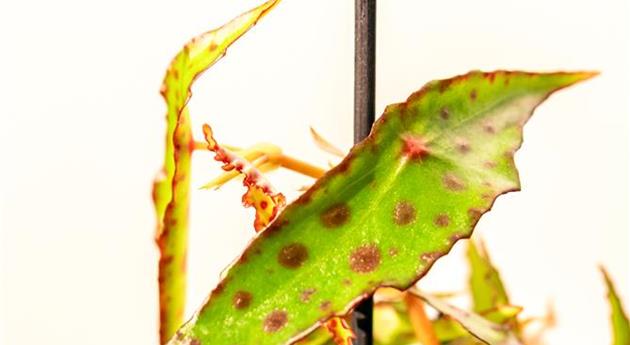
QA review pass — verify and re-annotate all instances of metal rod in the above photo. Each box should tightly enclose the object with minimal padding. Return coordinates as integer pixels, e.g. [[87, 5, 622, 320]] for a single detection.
[[352, 1, 376, 344], [354, 0, 376, 144]]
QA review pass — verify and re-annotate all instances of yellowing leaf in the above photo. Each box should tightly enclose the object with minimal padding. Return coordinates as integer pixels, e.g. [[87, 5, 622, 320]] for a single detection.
[[152, 1, 279, 341]]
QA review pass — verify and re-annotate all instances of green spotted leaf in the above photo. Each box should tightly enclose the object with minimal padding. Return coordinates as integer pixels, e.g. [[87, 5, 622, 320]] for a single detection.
[[170, 71, 594, 345], [152, 0, 279, 342], [602, 267, 630, 345]]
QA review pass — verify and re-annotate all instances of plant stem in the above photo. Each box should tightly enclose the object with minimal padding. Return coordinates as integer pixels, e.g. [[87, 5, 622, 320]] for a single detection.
[[276, 155, 326, 179], [404, 293, 439, 345]]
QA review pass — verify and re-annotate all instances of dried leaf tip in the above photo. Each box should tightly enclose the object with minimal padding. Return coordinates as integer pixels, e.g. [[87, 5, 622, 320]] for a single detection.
[[310, 127, 346, 157]]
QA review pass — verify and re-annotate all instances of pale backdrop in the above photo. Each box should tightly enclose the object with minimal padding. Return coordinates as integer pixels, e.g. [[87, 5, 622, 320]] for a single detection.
[[1, 0, 628, 344]]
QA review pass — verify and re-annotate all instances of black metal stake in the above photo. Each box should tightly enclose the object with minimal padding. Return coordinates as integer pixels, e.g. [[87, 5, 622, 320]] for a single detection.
[[354, 0, 376, 144], [352, 0, 376, 344]]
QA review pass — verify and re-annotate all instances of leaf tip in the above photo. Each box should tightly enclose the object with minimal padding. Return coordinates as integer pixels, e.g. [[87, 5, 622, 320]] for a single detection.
[[568, 70, 600, 83]]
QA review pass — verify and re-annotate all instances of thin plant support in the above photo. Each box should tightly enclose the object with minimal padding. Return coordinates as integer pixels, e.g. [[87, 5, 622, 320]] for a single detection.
[[352, 0, 376, 344]]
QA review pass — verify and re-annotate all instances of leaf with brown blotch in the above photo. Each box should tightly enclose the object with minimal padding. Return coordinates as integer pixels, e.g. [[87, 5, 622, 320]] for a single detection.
[[169, 71, 595, 345]]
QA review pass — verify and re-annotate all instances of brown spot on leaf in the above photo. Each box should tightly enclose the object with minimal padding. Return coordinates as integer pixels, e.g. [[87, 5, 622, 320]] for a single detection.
[[336, 154, 354, 173], [233, 291, 252, 309], [263, 310, 288, 333], [212, 278, 229, 296], [434, 214, 450, 227], [470, 89, 477, 101], [484, 161, 497, 169], [393, 201, 417, 226], [439, 79, 454, 93], [443, 173, 465, 191], [319, 301, 332, 311], [350, 244, 381, 273], [485, 72, 496, 83], [342, 278, 352, 286], [321, 203, 350, 228], [161, 255, 174, 265], [189, 339, 201, 345], [278, 243, 308, 269], [456, 139, 470, 154], [300, 288, 316, 303], [401, 134, 430, 161], [175, 331, 185, 341], [468, 208, 483, 222], [237, 251, 249, 264], [440, 107, 450, 119], [483, 123, 496, 134], [294, 192, 312, 205]]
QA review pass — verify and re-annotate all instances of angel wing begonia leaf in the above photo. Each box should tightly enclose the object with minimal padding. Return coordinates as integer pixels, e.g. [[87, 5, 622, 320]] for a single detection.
[[152, 1, 279, 342], [169, 71, 594, 345], [601, 267, 630, 345]]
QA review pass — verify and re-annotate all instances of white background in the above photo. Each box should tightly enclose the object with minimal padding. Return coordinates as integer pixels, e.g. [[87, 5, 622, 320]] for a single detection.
[[1, 0, 628, 344]]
